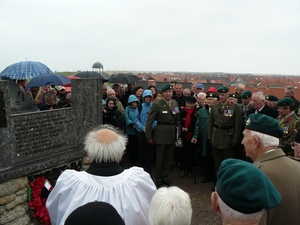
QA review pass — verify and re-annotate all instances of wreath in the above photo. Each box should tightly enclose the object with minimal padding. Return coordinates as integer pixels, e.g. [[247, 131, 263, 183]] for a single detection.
[[28, 176, 53, 225]]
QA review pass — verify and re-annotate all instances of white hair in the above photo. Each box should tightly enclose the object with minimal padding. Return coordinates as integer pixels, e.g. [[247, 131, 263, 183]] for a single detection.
[[217, 193, 264, 221], [84, 125, 128, 163], [149, 187, 192, 225], [197, 92, 206, 99], [250, 130, 279, 147], [252, 92, 266, 101]]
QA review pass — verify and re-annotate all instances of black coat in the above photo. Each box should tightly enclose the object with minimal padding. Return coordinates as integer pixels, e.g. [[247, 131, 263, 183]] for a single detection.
[[246, 104, 278, 119], [103, 106, 124, 130]]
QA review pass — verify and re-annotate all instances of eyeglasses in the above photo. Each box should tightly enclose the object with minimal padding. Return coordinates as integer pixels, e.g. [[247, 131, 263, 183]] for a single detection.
[[291, 142, 300, 149]]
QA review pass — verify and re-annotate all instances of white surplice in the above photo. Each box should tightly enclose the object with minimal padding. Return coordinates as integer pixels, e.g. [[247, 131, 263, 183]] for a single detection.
[[46, 167, 156, 225]]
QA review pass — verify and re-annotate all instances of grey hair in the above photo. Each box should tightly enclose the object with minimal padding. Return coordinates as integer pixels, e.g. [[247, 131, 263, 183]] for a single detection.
[[285, 86, 295, 94], [252, 92, 266, 101], [250, 130, 279, 147], [217, 193, 264, 221], [84, 125, 128, 163], [149, 187, 192, 225]]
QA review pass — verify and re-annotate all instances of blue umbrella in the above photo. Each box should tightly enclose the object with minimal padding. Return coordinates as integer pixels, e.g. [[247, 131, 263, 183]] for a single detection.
[[26, 73, 71, 88], [0, 61, 52, 80]]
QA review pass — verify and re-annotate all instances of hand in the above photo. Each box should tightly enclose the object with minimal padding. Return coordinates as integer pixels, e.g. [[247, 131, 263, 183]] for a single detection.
[[191, 138, 197, 144], [143, 127, 146, 133], [146, 138, 154, 145]]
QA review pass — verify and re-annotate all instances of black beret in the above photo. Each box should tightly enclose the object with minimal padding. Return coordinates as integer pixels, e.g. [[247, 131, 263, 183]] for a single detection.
[[185, 96, 196, 103], [229, 93, 238, 99], [206, 92, 219, 99], [265, 95, 278, 101]]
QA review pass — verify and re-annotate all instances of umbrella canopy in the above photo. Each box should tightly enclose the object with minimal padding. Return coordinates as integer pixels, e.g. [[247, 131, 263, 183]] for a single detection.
[[0, 61, 52, 80], [109, 73, 140, 84], [74, 71, 109, 81], [26, 73, 71, 88]]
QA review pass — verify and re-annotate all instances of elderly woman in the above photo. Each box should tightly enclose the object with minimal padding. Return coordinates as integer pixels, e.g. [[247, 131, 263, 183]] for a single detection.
[[40, 93, 58, 110], [46, 125, 156, 225]]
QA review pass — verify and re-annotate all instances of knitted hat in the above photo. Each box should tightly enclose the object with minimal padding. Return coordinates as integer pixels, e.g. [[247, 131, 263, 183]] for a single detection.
[[217, 159, 281, 214], [185, 96, 196, 103], [65, 202, 125, 225], [217, 86, 229, 93], [277, 97, 294, 107], [106, 97, 116, 105], [265, 95, 278, 101], [241, 90, 252, 99], [245, 114, 284, 138], [161, 83, 173, 92]]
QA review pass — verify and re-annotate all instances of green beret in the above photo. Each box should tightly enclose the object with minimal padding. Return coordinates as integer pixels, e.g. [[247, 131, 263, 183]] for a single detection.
[[217, 159, 281, 214], [245, 114, 284, 138], [241, 90, 252, 99], [229, 93, 238, 99], [217, 86, 229, 93], [265, 95, 278, 101], [277, 97, 294, 107], [161, 83, 173, 92], [206, 92, 219, 99]]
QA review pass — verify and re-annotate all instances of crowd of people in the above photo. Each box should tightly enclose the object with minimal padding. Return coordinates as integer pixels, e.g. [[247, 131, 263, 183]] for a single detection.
[[16, 79, 72, 110], [23, 76, 298, 224]]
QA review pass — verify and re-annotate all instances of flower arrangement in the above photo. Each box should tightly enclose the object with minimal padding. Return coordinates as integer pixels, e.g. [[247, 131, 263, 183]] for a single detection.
[[29, 176, 53, 225]]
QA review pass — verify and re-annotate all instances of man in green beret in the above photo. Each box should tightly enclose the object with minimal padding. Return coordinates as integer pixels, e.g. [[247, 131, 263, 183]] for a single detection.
[[211, 158, 281, 225], [240, 90, 253, 121], [146, 83, 181, 188], [228, 93, 238, 103], [242, 113, 300, 225], [265, 95, 278, 111], [208, 86, 242, 180], [276, 97, 300, 156]]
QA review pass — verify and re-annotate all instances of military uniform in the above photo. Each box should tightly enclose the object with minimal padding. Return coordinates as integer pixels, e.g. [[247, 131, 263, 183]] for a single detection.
[[277, 98, 300, 156], [208, 91, 242, 173], [145, 84, 181, 185], [240, 102, 253, 121]]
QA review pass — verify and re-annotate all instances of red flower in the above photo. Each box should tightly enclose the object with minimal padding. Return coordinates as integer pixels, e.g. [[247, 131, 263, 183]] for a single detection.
[[286, 117, 292, 123], [29, 176, 52, 225]]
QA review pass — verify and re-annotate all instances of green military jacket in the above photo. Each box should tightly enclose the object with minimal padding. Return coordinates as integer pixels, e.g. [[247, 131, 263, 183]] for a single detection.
[[277, 112, 300, 156], [240, 103, 253, 121], [145, 98, 181, 145], [208, 100, 242, 149]]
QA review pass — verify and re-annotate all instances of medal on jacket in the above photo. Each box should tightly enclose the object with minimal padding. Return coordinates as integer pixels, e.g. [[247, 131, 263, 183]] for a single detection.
[[284, 127, 289, 134]]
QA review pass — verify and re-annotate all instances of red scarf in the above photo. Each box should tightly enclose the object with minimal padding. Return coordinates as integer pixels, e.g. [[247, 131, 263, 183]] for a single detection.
[[184, 106, 194, 140]]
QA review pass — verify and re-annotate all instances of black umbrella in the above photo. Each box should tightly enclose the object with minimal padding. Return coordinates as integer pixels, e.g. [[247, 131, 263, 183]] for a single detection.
[[109, 73, 140, 84], [74, 71, 109, 81]]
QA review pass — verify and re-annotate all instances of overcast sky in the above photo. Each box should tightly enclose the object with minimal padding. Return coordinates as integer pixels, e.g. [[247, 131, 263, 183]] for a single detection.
[[1, 0, 299, 75]]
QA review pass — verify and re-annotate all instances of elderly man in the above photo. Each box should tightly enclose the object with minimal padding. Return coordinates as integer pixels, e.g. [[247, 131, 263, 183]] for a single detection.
[[146, 83, 181, 188], [284, 86, 300, 109], [242, 114, 300, 225], [46, 125, 156, 225], [208, 86, 242, 175], [212, 158, 281, 225], [235, 83, 245, 103], [276, 97, 300, 156], [172, 83, 186, 109], [103, 89, 125, 114], [149, 187, 192, 225], [246, 92, 278, 119], [183, 88, 191, 96], [265, 95, 278, 111]]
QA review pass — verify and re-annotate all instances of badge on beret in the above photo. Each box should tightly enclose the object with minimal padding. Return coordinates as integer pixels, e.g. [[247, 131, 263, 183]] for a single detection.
[[266, 96, 269, 100], [246, 118, 251, 125]]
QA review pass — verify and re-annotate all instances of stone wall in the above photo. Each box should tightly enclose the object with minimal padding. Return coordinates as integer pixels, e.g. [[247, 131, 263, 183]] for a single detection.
[[0, 159, 82, 225]]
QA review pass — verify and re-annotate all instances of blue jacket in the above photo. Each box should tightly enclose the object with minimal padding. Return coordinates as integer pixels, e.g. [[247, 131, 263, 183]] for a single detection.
[[135, 90, 157, 132], [125, 95, 139, 135]]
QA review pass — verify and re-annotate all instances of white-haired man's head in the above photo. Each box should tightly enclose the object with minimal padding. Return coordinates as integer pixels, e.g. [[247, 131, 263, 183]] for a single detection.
[[149, 187, 192, 225], [84, 125, 128, 163]]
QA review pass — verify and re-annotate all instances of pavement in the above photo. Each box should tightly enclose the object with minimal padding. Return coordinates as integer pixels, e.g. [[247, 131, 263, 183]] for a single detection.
[[121, 155, 222, 225]]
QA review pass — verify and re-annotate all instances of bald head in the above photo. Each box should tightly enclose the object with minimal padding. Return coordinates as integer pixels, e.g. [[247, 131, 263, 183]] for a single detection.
[[107, 89, 116, 97], [94, 129, 118, 144], [85, 125, 128, 163], [236, 84, 245, 95]]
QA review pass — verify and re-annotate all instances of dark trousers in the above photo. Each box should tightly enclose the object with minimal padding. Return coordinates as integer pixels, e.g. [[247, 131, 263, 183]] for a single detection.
[[126, 134, 139, 166], [179, 140, 196, 173], [155, 144, 174, 181], [213, 148, 234, 174], [136, 131, 153, 170]]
